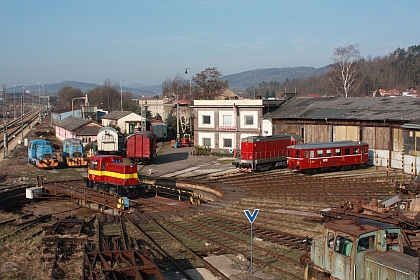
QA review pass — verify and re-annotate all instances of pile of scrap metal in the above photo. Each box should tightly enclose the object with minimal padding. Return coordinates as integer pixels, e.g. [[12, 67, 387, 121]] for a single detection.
[[320, 194, 420, 249]]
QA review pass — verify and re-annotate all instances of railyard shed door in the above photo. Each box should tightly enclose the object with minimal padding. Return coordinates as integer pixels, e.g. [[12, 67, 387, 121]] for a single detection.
[[333, 126, 359, 141]]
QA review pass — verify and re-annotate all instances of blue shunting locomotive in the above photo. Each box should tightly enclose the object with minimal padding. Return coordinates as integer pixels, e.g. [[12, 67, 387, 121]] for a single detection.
[[27, 139, 58, 169], [62, 138, 87, 167]]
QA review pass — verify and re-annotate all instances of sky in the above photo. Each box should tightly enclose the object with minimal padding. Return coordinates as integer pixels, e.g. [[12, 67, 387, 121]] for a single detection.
[[1, 0, 418, 88]]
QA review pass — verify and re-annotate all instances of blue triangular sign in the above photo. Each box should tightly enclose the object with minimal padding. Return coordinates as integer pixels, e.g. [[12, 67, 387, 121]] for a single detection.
[[244, 209, 259, 223]]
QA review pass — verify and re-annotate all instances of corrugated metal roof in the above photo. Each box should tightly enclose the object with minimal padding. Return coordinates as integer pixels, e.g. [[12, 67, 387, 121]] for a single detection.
[[101, 111, 134, 120], [265, 97, 420, 121], [55, 116, 92, 131]]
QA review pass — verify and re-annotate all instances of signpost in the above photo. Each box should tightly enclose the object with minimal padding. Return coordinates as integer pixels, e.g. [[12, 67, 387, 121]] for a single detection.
[[244, 209, 259, 274]]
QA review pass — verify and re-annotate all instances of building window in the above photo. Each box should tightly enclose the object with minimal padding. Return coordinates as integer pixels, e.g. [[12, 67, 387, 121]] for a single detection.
[[223, 115, 232, 126], [203, 115, 211, 125], [223, 138, 232, 148], [202, 138, 211, 147], [244, 115, 254, 125]]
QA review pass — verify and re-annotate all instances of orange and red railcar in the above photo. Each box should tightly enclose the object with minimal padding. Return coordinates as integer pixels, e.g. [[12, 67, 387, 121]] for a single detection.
[[287, 140, 369, 172]]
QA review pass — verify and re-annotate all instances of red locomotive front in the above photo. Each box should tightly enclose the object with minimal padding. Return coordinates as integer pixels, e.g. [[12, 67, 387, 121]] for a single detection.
[[287, 140, 369, 172], [88, 155, 139, 186], [233, 134, 303, 172]]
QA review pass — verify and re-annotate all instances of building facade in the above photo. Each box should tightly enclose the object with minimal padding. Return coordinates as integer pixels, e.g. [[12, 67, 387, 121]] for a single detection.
[[192, 99, 269, 152]]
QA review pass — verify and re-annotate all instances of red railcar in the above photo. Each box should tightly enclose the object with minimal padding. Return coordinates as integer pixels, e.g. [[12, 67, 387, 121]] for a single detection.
[[287, 140, 369, 172], [232, 134, 304, 172], [124, 131, 157, 164]]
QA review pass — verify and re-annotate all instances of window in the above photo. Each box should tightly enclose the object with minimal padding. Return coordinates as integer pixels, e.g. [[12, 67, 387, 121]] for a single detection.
[[335, 236, 353, 257], [344, 148, 351, 155], [244, 115, 254, 125], [354, 148, 360, 154], [223, 115, 232, 126], [223, 138, 232, 148], [296, 151, 300, 158], [203, 138, 211, 147], [90, 160, 98, 170], [336, 149, 342, 156], [357, 235, 375, 252], [326, 149, 332, 157], [327, 232, 334, 248], [203, 115, 211, 124], [310, 150, 315, 158], [317, 150, 324, 157], [304, 151, 309, 158]]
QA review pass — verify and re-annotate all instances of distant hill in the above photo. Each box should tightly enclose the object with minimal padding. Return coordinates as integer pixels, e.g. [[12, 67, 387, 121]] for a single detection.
[[221, 66, 330, 91], [6, 66, 330, 96]]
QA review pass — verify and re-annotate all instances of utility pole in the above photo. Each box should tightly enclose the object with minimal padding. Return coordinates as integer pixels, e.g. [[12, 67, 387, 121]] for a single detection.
[[2, 84, 8, 158]]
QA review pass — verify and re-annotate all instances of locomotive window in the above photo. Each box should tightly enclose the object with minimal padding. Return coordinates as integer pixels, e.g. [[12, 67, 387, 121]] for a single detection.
[[354, 148, 360, 154], [335, 235, 353, 257], [101, 163, 106, 170], [317, 150, 324, 157], [327, 232, 334, 248], [326, 149, 332, 156], [304, 151, 308, 158], [310, 151, 315, 158], [336, 149, 342, 156], [357, 235, 375, 252], [344, 148, 351, 155], [90, 161, 98, 169], [296, 151, 300, 158]]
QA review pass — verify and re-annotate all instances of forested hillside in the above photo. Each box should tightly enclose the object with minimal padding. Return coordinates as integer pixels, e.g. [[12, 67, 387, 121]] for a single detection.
[[241, 45, 420, 99]]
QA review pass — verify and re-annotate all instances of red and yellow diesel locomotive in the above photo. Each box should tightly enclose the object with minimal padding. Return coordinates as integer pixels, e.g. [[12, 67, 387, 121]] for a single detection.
[[287, 140, 369, 172], [87, 155, 140, 195], [232, 134, 304, 172]]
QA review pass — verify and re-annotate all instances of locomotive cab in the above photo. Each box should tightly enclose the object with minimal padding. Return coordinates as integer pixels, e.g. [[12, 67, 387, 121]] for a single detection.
[[305, 218, 417, 280]]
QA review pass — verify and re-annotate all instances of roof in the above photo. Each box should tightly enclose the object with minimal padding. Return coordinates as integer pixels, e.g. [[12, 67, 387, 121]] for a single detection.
[[216, 89, 241, 100], [74, 123, 103, 136], [324, 218, 400, 238], [290, 140, 368, 149], [265, 96, 420, 122], [55, 116, 92, 131], [101, 111, 135, 120]]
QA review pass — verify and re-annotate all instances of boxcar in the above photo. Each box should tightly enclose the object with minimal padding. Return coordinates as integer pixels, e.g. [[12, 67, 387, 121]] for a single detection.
[[287, 140, 369, 172], [62, 138, 88, 167], [304, 218, 419, 280], [124, 131, 157, 164], [97, 126, 120, 155], [232, 134, 303, 172], [87, 155, 140, 195], [28, 139, 59, 169]]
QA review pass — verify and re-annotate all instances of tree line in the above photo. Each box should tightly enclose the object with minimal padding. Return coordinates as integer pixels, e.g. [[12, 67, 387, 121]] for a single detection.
[[243, 44, 420, 98]]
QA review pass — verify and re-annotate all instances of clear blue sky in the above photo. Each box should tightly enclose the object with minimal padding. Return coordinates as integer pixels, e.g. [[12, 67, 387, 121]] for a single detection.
[[1, 0, 418, 88]]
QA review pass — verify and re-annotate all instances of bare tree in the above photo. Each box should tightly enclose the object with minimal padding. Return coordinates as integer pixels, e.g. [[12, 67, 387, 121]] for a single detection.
[[57, 86, 83, 109], [162, 75, 189, 100], [330, 43, 364, 97], [193, 67, 228, 100]]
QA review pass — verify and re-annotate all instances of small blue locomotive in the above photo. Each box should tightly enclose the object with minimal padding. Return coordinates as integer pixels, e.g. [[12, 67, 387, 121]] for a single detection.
[[62, 138, 88, 167], [27, 139, 58, 169]]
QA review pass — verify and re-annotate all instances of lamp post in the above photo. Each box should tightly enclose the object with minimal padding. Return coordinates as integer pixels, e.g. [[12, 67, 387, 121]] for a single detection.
[[120, 80, 124, 111], [21, 87, 24, 141], [13, 85, 16, 119], [37, 82, 40, 105], [185, 68, 192, 99]]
